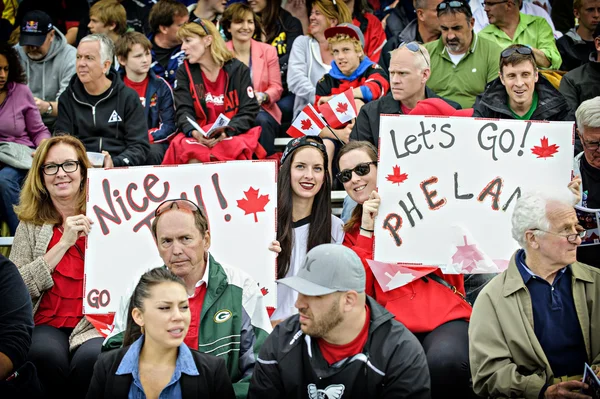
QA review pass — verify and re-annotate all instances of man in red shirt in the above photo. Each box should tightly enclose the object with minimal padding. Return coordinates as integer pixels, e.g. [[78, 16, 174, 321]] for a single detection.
[[248, 244, 431, 399]]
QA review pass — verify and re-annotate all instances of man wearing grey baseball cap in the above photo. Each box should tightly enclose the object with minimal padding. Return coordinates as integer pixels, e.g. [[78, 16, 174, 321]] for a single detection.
[[248, 244, 431, 398]]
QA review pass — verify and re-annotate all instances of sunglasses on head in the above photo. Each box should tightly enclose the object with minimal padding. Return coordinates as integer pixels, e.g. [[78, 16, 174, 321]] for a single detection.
[[501, 46, 533, 58], [336, 161, 377, 184], [399, 41, 430, 67], [194, 19, 209, 36], [155, 199, 203, 217], [437, 1, 472, 16]]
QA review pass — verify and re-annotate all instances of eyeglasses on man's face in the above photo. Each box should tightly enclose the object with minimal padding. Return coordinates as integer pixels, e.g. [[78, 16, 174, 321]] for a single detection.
[[531, 228, 586, 244]]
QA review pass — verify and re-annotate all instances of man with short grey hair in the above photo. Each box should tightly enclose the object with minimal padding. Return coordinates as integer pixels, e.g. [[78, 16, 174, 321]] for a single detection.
[[469, 189, 600, 399], [55, 33, 149, 167], [573, 96, 600, 268], [248, 244, 431, 399]]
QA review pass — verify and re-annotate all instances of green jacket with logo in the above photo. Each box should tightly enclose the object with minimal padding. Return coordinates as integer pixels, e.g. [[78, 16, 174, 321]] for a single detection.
[[103, 254, 273, 398]]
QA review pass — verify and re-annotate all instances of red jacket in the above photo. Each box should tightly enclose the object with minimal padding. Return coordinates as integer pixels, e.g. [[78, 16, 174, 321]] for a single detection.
[[353, 12, 387, 62], [343, 224, 472, 333]]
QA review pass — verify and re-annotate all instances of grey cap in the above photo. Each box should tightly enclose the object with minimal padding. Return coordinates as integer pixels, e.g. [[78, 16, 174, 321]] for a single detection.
[[277, 244, 365, 296]]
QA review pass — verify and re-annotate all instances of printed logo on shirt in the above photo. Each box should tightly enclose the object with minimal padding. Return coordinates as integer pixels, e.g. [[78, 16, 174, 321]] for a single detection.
[[308, 383, 345, 399], [271, 32, 287, 55], [149, 93, 158, 107], [213, 309, 232, 323], [247, 86, 254, 99], [108, 110, 123, 123], [139, 97, 146, 107], [205, 93, 224, 105]]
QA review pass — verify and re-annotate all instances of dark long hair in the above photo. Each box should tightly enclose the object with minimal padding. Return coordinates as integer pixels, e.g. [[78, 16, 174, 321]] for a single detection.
[[257, 0, 283, 44], [336, 141, 378, 233], [277, 147, 333, 279], [0, 42, 26, 86], [123, 267, 187, 346]]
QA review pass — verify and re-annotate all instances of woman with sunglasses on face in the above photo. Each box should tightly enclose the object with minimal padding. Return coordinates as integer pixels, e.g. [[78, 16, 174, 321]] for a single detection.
[[337, 141, 476, 399], [87, 267, 235, 399], [10, 135, 102, 399], [164, 19, 261, 164], [222, 4, 283, 157], [0, 43, 51, 236], [269, 137, 345, 323], [287, 0, 352, 118]]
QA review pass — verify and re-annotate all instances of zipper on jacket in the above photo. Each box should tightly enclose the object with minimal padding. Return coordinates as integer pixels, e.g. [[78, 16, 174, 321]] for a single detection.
[[71, 87, 114, 128]]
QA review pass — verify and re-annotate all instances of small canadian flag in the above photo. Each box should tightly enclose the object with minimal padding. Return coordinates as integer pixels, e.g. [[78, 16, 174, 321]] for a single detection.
[[367, 259, 439, 292], [287, 103, 327, 138], [319, 88, 358, 129]]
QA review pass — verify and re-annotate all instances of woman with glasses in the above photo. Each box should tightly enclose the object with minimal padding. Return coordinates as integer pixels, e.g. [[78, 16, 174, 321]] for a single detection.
[[87, 267, 235, 398], [0, 43, 51, 236], [222, 4, 283, 156], [269, 136, 344, 324], [337, 141, 476, 399], [163, 19, 261, 164], [10, 135, 102, 399], [287, 0, 352, 118]]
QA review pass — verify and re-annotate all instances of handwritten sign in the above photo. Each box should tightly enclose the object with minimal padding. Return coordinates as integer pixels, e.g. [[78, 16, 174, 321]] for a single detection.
[[374, 116, 574, 273], [84, 161, 277, 314]]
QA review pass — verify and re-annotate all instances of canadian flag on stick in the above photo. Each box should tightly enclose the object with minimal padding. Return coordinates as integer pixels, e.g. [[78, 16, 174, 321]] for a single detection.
[[367, 259, 439, 292], [287, 103, 327, 138], [320, 88, 358, 129]]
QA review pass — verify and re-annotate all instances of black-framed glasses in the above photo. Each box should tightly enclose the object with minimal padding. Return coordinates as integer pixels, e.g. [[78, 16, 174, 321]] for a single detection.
[[482, 0, 509, 6], [531, 228, 586, 244], [41, 161, 80, 175], [399, 41, 430, 67], [581, 139, 600, 152], [155, 198, 203, 217], [336, 162, 377, 183], [501, 46, 533, 58]]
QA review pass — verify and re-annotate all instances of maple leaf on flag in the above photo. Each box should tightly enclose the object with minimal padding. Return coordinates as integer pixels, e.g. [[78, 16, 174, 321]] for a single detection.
[[236, 187, 270, 223], [386, 165, 408, 185], [531, 136, 560, 159], [384, 271, 417, 290], [451, 236, 486, 273], [300, 119, 312, 131], [85, 314, 115, 338], [336, 102, 349, 114]]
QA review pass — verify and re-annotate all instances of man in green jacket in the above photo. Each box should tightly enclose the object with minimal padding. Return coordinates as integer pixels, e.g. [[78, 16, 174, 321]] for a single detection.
[[469, 189, 600, 399], [104, 199, 272, 398], [478, 0, 562, 69]]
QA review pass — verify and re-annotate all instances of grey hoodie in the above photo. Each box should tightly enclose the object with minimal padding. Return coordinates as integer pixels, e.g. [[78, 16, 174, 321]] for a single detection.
[[15, 28, 76, 128]]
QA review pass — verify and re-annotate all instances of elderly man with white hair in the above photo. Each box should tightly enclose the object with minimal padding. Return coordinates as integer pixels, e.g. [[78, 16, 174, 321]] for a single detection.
[[55, 33, 149, 167], [574, 97, 600, 268], [469, 188, 600, 399]]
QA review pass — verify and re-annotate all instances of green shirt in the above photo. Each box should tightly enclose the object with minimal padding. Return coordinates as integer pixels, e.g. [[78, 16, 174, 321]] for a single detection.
[[509, 91, 539, 119], [478, 13, 562, 70], [425, 33, 502, 109]]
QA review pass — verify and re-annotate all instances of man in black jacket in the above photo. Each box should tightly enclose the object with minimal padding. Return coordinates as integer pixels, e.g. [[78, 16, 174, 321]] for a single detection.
[[55, 33, 150, 167], [0, 255, 35, 395], [351, 44, 460, 146], [248, 244, 431, 399]]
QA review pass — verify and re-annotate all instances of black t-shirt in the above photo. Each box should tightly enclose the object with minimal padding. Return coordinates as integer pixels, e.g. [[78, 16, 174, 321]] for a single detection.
[[577, 155, 600, 268], [153, 42, 173, 70]]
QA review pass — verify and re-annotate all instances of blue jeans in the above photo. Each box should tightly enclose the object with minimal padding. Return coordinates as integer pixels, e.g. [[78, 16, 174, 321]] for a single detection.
[[0, 166, 27, 235]]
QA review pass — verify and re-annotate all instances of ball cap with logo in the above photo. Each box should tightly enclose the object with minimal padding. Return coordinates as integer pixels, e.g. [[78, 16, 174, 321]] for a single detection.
[[277, 244, 366, 296], [20, 11, 53, 47]]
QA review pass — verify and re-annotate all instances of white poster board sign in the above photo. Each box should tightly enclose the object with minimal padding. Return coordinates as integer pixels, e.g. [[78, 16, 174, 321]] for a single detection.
[[84, 161, 277, 314], [374, 116, 574, 273]]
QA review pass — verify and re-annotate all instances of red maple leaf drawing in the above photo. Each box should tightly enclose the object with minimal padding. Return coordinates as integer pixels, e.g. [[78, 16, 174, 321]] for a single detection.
[[336, 102, 349, 114], [300, 119, 312, 131], [531, 136, 560, 159], [386, 165, 408, 185], [236, 187, 270, 223], [260, 287, 269, 296], [451, 236, 485, 273]]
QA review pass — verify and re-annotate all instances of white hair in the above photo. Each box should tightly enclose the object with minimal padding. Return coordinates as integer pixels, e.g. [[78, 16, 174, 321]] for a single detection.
[[389, 43, 431, 72], [576, 96, 600, 133], [511, 188, 578, 248], [80, 34, 114, 74]]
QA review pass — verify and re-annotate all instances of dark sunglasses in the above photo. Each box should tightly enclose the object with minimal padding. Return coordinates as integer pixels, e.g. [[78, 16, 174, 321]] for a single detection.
[[155, 199, 203, 217], [437, 1, 472, 16], [399, 41, 430, 67], [336, 162, 377, 183], [501, 46, 533, 58]]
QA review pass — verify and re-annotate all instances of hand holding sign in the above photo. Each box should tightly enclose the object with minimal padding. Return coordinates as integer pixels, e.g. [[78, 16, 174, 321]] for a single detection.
[[61, 215, 93, 247], [361, 191, 380, 232]]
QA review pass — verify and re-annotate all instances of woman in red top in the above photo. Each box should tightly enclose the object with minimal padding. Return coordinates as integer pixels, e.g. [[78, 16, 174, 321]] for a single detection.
[[165, 19, 262, 164], [10, 135, 101, 399], [337, 141, 477, 399]]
